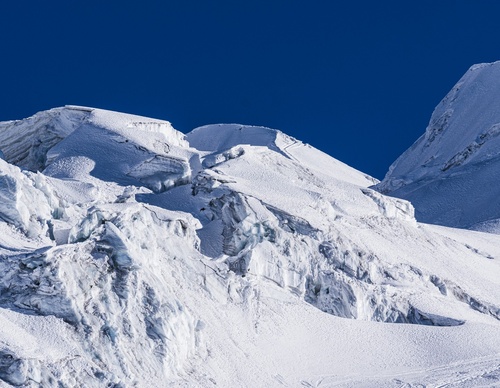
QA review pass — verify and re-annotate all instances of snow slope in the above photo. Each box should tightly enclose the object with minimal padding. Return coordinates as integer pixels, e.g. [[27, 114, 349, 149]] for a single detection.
[[376, 61, 500, 232], [0, 106, 499, 387]]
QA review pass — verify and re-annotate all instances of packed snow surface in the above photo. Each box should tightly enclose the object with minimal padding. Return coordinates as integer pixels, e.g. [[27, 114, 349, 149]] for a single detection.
[[0, 103, 498, 387], [376, 61, 500, 231]]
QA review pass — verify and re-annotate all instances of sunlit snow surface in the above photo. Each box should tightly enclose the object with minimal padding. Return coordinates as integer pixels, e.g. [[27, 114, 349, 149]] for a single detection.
[[0, 102, 498, 387], [376, 61, 500, 232]]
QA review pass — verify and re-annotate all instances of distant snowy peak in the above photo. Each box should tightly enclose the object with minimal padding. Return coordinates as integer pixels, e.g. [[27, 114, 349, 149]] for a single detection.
[[378, 60, 500, 191], [376, 61, 500, 230]]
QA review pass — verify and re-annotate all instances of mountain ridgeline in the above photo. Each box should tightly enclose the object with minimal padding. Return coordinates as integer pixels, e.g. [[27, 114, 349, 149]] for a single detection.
[[0, 63, 499, 387], [375, 61, 500, 233]]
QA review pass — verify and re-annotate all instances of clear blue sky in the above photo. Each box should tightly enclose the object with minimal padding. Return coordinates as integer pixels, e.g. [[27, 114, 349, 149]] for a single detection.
[[1, 1, 499, 178]]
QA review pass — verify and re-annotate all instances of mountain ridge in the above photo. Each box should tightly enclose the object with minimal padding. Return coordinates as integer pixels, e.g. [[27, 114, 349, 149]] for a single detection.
[[0, 79, 499, 386], [375, 61, 500, 232]]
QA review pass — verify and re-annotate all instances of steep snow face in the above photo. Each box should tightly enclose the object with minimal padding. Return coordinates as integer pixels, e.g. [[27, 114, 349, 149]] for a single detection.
[[0, 107, 499, 386], [376, 61, 500, 230], [0, 107, 87, 171]]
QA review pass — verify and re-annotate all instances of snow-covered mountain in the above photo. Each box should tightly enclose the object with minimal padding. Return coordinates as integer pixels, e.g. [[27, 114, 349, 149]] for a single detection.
[[376, 61, 500, 233], [0, 101, 499, 387]]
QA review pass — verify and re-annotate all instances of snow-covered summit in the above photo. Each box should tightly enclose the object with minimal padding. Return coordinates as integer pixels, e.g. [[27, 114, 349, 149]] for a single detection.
[[188, 123, 377, 187], [0, 105, 499, 386], [376, 61, 500, 231], [0, 105, 187, 171]]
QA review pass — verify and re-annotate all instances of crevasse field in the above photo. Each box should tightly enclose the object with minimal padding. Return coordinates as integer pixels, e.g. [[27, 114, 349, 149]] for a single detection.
[[0, 63, 499, 387]]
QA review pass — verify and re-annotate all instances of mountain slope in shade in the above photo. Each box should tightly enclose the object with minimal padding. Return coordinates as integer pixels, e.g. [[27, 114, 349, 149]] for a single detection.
[[375, 61, 500, 232], [0, 106, 498, 387]]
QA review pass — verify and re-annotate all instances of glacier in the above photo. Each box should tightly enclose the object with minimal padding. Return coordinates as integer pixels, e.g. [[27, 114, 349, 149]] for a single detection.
[[0, 84, 498, 387]]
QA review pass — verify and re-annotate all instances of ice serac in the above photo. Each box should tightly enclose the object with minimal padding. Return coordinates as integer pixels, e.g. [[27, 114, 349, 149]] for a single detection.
[[375, 61, 500, 231], [0, 107, 499, 387], [0, 107, 87, 171], [0, 159, 52, 238]]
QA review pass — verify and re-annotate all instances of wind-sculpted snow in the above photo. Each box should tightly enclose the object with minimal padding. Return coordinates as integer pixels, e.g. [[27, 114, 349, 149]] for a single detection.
[[0, 107, 86, 171], [376, 61, 500, 230], [0, 159, 52, 238], [0, 106, 499, 386]]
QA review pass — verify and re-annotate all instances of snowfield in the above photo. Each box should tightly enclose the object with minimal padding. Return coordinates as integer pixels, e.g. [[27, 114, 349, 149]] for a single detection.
[[0, 63, 499, 387]]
